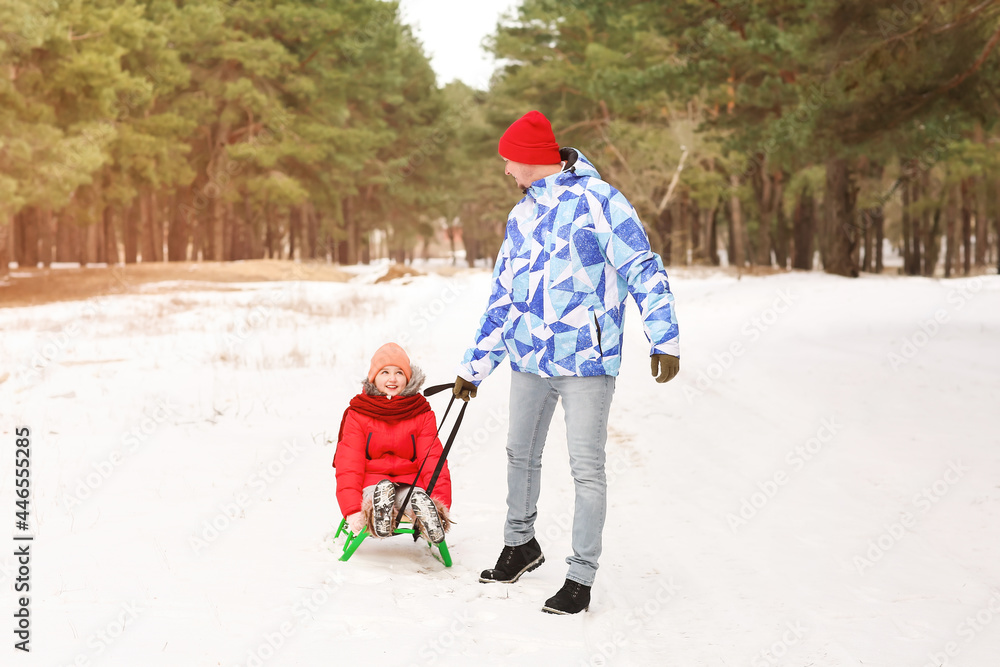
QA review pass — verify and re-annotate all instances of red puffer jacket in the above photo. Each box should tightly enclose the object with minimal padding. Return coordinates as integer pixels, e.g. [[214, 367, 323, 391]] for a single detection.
[[334, 408, 452, 517]]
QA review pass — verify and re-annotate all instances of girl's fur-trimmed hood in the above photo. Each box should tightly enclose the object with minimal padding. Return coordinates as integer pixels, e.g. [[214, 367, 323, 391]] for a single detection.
[[362, 364, 426, 397]]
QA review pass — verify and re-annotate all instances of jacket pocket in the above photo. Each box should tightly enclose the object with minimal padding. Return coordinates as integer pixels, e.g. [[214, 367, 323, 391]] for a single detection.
[[588, 310, 603, 357]]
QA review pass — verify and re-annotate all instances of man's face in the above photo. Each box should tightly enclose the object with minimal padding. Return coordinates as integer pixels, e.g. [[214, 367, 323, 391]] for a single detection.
[[503, 158, 534, 191]]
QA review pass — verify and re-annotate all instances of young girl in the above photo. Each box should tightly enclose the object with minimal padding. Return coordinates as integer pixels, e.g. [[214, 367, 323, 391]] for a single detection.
[[334, 343, 451, 543]]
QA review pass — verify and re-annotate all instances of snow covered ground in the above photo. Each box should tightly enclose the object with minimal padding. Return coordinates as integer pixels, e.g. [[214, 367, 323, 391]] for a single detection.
[[1, 265, 999, 667]]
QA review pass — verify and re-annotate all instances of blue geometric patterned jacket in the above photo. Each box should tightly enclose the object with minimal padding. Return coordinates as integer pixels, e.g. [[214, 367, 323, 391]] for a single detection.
[[458, 148, 679, 384]]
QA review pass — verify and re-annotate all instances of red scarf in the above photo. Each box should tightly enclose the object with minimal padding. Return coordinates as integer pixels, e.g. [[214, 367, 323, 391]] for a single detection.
[[337, 392, 431, 442]]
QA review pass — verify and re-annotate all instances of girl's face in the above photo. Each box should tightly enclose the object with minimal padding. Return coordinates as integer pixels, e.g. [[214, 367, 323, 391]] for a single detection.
[[374, 365, 407, 396]]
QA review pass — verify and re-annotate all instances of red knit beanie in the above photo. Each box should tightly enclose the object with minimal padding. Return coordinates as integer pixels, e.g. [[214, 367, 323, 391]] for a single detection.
[[498, 110, 561, 165], [367, 342, 412, 384]]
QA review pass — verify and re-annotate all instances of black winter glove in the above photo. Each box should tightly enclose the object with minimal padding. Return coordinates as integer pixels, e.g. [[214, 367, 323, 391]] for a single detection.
[[453, 376, 478, 402], [651, 354, 680, 384]]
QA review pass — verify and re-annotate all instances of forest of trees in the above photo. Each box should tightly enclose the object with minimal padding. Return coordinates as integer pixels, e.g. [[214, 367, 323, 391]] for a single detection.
[[2, 0, 999, 279]]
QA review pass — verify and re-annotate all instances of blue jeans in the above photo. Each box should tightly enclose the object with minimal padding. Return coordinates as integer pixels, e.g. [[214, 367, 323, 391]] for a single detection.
[[504, 371, 616, 586]]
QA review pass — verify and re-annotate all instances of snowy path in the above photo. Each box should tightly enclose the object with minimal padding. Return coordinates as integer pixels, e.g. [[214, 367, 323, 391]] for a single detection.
[[2, 267, 999, 666]]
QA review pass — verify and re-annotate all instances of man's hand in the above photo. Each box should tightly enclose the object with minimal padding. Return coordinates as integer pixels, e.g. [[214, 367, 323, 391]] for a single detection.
[[651, 354, 680, 383], [453, 376, 478, 402]]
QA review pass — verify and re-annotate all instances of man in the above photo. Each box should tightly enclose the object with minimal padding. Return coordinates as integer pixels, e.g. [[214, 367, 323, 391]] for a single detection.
[[454, 110, 680, 614]]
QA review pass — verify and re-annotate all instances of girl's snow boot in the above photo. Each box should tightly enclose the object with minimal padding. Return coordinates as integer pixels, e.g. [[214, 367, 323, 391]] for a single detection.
[[371, 480, 396, 537], [409, 488, 446, 544]]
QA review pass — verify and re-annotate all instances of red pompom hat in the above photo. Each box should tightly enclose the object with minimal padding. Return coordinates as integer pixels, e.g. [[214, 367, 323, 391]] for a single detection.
[[367, 342, 412, 384], [498, 110, 561, 165]]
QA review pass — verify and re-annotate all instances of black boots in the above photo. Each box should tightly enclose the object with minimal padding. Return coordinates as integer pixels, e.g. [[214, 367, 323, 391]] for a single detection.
[[480, 539, 592, 614], [479, 537, 545, 583], [542, 579, 591, 615]]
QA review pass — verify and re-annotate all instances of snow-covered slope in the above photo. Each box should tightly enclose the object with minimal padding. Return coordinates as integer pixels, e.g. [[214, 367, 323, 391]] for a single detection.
[[1, 267, 998, 666]]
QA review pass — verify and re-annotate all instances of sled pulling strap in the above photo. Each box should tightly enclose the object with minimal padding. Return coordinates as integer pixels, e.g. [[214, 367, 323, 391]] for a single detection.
[[391, 383, 467, 533]]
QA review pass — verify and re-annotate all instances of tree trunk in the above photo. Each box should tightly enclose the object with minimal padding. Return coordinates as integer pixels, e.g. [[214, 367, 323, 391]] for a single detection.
[[774, 182, 789, 269], [244, 207, 255, 260], [306, 203, 318, 260], [358, 218, 368, 264], [861, 209, 873, 273], [961, 178, 973, 275], [860, 163, 883, 274], [973, 124, 988, 267], [692, 202, 716, 265], [55, 211, 79, 264], [85, 217, 103, 265], [248, 200, 265, 259], [288, 205, 301, 260], [792, 186, 816, 270], [905, 178, 916, 274], [996, 178, 1000, 275], [751, 166, 778, 266], [343, 197, 358, 264], [37, 208, 53, 268], [103, 204, 120, 265], [21, 208, 39, 268], [208, 118, 231, 261], [708, 206, 719, 265], [728, 174, 746, 268], [975, 175, 988, 267], [874, 206, 884, 274], [696, 161, 718, 265], [152, 190, 164, 261], [822, 158, 859, 277], [944, 184, 958, 278], [0, 215, 10, 278], [923, 198, 942, 277], [222, 201, 234, 260], [168, 189, 188, 261], [701, 205, 713, 264], [229, 197, 245, 260], [11, 211, 21, 267], [141, 191, 153, 262], [463, 235, 477, 268], [264, 202, 275, 259], [124, 198, 139, 264], [192, 197, 206, 261], [860, 200, 885, 275], [901, 180, 913, 274], [229, 209, 241, 260], [689, 201, 701, 264], [677, 198, 687, 265], [917, 174, 931, 276], [657, 206, 673, 265]]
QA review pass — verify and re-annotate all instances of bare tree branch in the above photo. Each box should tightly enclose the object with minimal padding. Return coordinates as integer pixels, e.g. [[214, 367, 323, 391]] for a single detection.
[[656, 147, 690, 214]]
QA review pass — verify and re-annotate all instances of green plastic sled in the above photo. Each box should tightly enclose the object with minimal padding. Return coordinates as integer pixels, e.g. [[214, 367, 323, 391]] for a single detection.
[[334, 517, 452, 567]]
